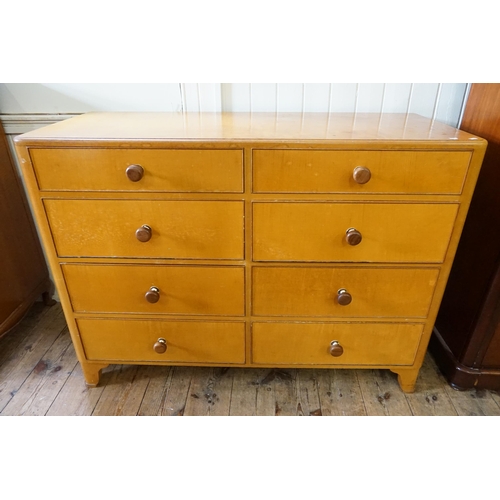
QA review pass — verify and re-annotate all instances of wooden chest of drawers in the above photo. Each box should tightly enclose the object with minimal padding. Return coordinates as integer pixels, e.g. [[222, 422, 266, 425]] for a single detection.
[[14, 112, 486, 392]]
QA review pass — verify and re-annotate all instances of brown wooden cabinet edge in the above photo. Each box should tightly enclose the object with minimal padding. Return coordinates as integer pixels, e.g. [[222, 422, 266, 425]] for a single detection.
[[430, 326, 500, 390]]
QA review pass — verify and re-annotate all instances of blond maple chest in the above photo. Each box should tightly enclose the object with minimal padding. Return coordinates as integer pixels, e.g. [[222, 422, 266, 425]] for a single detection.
[[14, 112, 486, 392]]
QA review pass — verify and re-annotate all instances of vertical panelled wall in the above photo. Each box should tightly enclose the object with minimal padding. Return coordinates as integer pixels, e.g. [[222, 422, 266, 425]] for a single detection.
[[221, 83, 468, 127]]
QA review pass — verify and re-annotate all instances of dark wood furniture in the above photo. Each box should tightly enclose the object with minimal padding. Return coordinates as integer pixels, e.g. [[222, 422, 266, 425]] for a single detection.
[[431, 84, 500, 390], [0, 121, 53, 338]]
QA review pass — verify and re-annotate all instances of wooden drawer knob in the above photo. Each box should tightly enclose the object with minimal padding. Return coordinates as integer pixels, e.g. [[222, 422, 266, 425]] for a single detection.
[[153, 338, 167, 354], [337, 288, 352, 305], [329, 341, 344, 357], [346, 228, 362, 246], [126, 164, 144, 182], [353, 166, 371, 184], [145, 286, 160, 303], [135, 224, 152, 242]]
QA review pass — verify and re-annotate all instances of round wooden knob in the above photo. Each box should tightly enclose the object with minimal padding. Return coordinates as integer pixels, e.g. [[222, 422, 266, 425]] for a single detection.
[[153, 338, 167, 354], [337, 288, 352, 306], [353, 166, 371, 184], [346, 228, 362, 246], [329, 341, 344, 357], [126, 164, 144, 182], [145, 286, 160, 303], [135, 224, 152, 242]]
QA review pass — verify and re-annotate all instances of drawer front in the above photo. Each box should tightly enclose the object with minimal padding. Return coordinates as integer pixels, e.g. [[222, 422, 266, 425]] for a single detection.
[[31, 148, 243, 192], [77, 318, 246, 363], [252, 322, 423, 366], [253, 202, 458, 263], [252, 267, 439, 318], [253, 149, 471, 194], [63, 264, 245, 316], [45, 199, 244, 259]]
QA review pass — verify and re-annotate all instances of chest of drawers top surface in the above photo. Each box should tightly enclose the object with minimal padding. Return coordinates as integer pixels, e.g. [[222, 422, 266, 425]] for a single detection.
[[15, 111, 481, 144], [14, 112, 487, 393]]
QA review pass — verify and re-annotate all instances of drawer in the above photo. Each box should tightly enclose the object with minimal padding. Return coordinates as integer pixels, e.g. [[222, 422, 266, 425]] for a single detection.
[[252, 267, 438, 318], [252, 322, 423, 366], [77, 318, 246, 363], [63, 264, 245, 316], [44, 199, 244, 259], [31, 148, 243, 192], [253, 149, 471, 194], [253, 202, 458, 263]]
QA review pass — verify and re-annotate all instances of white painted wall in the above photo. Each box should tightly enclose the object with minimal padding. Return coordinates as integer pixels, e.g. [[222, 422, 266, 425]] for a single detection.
[[0, 83, 222, 114], [0, 83, 468, 129]]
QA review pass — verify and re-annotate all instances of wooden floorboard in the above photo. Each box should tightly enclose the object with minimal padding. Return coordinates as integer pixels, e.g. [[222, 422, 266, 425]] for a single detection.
[[1, 326, 76, 416], [0, 305, 68, 413], [403, 353, 458, 416], [136, 365, 174, 416], [357, 369, 413, 416], [489, 389, 500, 409], [2, 302, 500, 416], [183, 367, 234, 416], [296, 369, 323, 416], [46, 362, 107, 416], [316, 368, 367, 416], [229, 368, 258, 416], [92, 364, 155, 416]]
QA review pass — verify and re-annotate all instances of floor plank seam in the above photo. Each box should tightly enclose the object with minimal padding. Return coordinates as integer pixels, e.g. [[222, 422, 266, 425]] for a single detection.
[[154, 367, 173, 416], [134, 373, 154, 417], [440, 394, 460, 416], [402, 392, 416, 416], [136, 379, 153, 416], [227, 369, 236, 417], [179, 370, 194, 416], [354, 371, 369, 416], [43, 357, 79, 416], [89, 373, 110, 417]]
